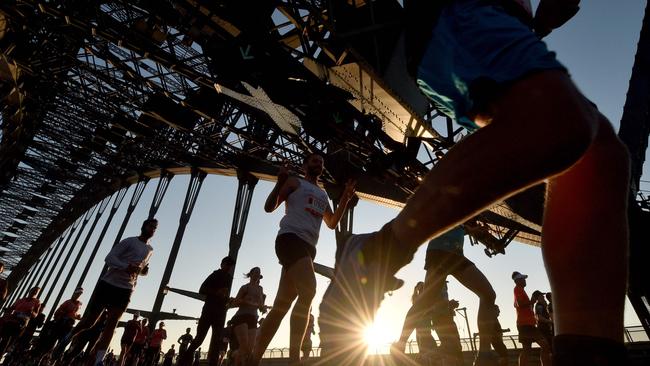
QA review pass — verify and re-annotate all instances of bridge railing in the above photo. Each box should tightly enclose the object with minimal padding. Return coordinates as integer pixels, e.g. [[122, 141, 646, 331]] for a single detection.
[[258, 325, 648, 358]]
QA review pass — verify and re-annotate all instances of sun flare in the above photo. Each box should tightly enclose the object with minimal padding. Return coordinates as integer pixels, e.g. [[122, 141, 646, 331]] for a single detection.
[[363, 322, 393, 355]]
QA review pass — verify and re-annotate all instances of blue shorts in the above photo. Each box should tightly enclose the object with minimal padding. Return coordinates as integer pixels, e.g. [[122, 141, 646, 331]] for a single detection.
[[416, 0, 566, 130]]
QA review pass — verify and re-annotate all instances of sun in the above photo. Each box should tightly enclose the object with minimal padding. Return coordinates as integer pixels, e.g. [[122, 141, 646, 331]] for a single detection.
[[363, 322, 393, 355]]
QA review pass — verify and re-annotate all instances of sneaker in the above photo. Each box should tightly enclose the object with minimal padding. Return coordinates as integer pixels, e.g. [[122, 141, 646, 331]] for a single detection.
[[319, 232, 404, 365]]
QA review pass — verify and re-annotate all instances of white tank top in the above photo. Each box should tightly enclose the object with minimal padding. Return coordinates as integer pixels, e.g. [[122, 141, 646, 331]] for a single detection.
[[278, 178, 329, 247]]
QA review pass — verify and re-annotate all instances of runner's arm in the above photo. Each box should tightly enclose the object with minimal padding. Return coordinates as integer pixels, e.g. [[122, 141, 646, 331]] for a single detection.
[[322, 179, 356, 229], [264, 167, 295, 212]]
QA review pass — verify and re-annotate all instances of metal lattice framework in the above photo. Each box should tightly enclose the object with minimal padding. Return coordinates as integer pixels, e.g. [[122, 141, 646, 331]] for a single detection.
[[0, 0, 546, 291]]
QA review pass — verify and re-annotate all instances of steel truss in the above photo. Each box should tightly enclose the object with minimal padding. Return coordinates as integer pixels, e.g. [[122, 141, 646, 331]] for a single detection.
[[0, 0, 549, 299]]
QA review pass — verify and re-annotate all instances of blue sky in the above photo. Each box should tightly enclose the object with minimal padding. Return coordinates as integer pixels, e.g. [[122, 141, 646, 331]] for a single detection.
[[35, 0, 649, 354]]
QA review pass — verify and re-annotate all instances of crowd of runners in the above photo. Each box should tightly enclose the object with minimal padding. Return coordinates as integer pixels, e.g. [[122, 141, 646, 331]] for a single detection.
[[0, 0, 631, 365]]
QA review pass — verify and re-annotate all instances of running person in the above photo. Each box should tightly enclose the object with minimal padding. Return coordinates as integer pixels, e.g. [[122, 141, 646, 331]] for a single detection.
[[118, 313, 141, 366], [0, 286, 42, 357], [250, 153, 355, 366], [177, 256, 235, 366], [230, 267, 267, 366], [177, 327, 193, 356], [391, 226, 498, 365], [430, 282, 463, 365], [513, 272, 551, 366], [128, 318, 148, 366], [34, 287, 84, 362], [145, 322, 167, 366], [392, 282, 437, 360], [318, 1, 629, 365], [64, 218, 157, 366], [491, 305, 509, 366], [532, 290, 554, 351]]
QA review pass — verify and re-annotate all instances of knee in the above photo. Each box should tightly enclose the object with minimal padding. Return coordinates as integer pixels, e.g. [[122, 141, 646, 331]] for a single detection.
[[598, 123, 630, 176], [296, 286, 316, 304], [480, 288, 497, 305], [273, 299, 293, 314]]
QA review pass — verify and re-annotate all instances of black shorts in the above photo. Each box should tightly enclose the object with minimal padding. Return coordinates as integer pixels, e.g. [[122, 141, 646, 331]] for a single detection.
[[231, 314, 258, 330], [424, 250, 474, 275], [517, 325, 545, 345], [86, 280, 132, 313], [275, 233, 316, 268]]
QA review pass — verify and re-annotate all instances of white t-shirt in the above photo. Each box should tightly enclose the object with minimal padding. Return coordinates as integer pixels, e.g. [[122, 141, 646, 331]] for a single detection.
[[101, 236, 153, 290]]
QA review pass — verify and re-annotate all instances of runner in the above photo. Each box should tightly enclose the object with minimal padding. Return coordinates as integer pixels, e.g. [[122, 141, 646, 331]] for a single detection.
[[491, 305, 509, 366], [162, 345, 175, 366], [250, 153, 356, 366], [118, 312, 141, 366], [177, 327, 194, 356], [392, 282, 437, 361], [230, 267, 267, 365], [390, 226, 497, 365], [177, 256, 235, 366], [318, 1, 629, 365], [64, 218, 157, 366], [533, 290, 554, 350], [34, 287, 84, 362], [0, 286, 41, 357], [128, 318, 148, 366], [145, 321, 167, 366], [513, 272, 551, 366]]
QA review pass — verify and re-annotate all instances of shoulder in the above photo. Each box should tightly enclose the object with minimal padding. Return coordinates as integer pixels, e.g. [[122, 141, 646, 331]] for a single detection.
[[286, 176, 301, 190]]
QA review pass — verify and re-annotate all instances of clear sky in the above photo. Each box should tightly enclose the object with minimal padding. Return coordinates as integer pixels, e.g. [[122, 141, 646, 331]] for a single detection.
[[35, 0, 649, 355]]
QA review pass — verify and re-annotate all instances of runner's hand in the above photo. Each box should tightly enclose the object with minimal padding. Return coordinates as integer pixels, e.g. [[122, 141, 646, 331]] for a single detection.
[[342, 179, 356, 202], [126, 263, 141, 275], [534, 0, 580, 37], [277, 165, 289, 183]]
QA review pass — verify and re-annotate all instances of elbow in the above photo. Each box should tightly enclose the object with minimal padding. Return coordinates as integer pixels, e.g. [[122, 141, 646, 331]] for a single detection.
[[263, 202, 275, 213]]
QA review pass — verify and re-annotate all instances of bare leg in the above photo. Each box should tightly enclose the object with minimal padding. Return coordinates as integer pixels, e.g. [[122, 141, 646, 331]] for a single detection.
[[233, 324, 249, 366], [287, 257, 316, 363], [387, 71, 626, 342], [452, 264, 497, 352], [247, 329, 257, 360], [542, 116, 629, 341], [395, 304, 419, 348], [250, 268, 298, 364], [86, 307, 123, 366], [61, 307, 103, 360], [392, 71, 598, 250], [118, 344, 129, 366], [535, 336, 552, 366], [183, 312, 211, 361], [519, 343, 531, 366]]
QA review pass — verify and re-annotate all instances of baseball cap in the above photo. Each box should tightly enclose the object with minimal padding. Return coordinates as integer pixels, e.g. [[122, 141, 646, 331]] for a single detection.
[[512, 271, 528, 281]]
